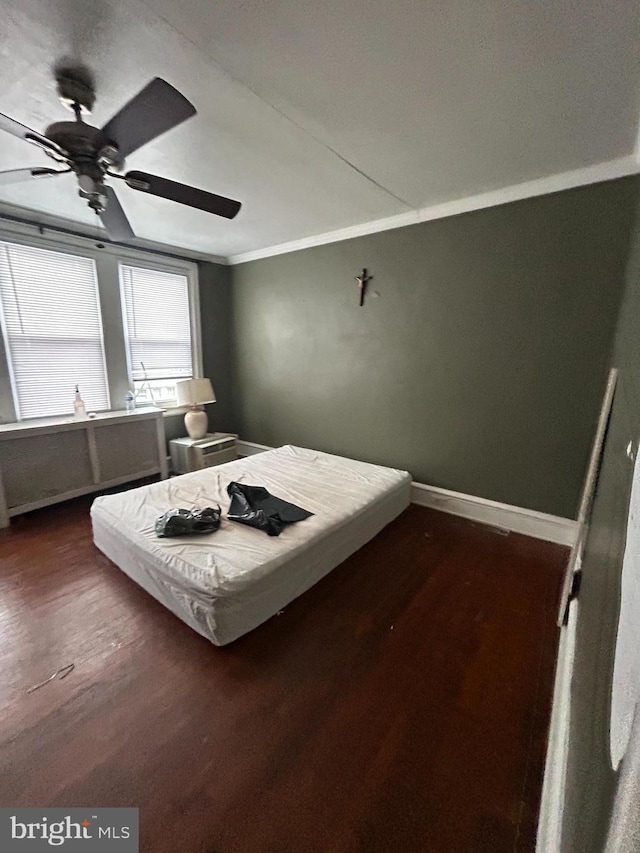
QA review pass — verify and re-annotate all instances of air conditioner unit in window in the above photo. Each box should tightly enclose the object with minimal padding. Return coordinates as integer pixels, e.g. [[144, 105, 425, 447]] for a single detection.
[[170, 433, 238, 474]]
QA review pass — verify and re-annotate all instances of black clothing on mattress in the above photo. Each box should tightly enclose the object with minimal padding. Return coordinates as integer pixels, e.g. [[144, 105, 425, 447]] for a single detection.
[[226, 482, 313, 536]]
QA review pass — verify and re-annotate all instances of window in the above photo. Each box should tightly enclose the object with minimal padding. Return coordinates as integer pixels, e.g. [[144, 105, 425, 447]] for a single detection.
[[0, 228, 200, 423], [120, 264, 194, 407], [0, 241, 110, 419]]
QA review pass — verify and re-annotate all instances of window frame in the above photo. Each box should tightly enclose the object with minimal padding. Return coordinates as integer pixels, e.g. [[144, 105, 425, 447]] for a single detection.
[[0, 221, 202, 422], [116, 254, 202, 411], [0, 240, 111, 420]]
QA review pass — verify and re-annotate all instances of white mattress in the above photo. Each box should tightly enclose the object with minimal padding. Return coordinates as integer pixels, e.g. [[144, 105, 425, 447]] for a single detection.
[[91, 444, 411, 645]]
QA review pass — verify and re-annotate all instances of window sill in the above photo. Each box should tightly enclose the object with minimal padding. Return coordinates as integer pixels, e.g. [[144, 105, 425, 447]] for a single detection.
[[129, 405, 188, 416], [161, 406, 190, 417]]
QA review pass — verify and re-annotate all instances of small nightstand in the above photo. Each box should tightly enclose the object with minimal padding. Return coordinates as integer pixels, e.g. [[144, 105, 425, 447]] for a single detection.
[[170, 432, 238, 474]]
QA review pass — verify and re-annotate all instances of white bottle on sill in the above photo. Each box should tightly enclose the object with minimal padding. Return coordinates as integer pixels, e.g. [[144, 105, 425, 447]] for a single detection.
[[73, 385, 87, 420]]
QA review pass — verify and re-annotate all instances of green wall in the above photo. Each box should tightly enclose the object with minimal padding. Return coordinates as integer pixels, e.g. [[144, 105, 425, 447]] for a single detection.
[[164, 261, 235, 445], [199, 261, 236, 434], [561, 194, 640, 851], [147, 260, 237, 450], [230, 178, 640, 518]]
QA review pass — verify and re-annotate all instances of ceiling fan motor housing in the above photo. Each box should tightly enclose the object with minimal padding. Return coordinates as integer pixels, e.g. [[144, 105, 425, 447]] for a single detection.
[[45, 120, 124, 183], [45, 121, 101, 159]]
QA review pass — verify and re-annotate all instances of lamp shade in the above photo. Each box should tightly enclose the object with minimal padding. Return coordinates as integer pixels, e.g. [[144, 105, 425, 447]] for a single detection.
[[176, 378, 216, 407]]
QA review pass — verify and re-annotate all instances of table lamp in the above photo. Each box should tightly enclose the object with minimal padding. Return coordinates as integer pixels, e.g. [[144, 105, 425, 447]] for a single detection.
[[176, 378, 216, 440]]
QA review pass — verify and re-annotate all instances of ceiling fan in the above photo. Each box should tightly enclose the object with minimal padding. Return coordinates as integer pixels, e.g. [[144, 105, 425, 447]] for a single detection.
[[0, 67, 241, 240]]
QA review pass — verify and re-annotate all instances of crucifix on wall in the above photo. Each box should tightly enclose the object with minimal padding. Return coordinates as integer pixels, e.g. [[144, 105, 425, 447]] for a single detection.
[[354, 268, 373, 306]]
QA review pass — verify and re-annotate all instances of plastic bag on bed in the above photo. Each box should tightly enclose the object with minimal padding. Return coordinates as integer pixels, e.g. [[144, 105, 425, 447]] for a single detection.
[[155, 506, 222, 537], [226, 482, 312, 536]]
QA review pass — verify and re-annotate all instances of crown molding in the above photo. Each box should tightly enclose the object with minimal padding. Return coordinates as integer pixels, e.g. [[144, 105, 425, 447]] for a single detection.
[[229, 209, 422, 265], [228, 155, 640, 265], [5, 155, 637, 267], [0, 200, 229, 266]]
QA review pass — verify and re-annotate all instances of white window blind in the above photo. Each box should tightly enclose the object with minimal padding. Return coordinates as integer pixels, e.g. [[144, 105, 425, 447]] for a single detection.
[[120, 264, 193, 405], [0, 242, 110, 419]]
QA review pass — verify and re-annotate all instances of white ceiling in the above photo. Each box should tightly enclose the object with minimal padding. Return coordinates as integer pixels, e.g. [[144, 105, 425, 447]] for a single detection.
[[0, 0, 638, 260]]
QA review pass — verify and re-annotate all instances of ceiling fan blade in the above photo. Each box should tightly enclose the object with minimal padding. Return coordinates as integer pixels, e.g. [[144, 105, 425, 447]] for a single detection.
[[98, 78, 196, 159], [100, 185, 135, 241], [0, 112, 66, 157], [0, 167, 68, 185], [125, 170, 241, 219]]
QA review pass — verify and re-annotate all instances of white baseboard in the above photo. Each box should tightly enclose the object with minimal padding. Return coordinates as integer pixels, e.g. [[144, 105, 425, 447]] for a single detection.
[[235, 439, 577, 546], [536, 597, 578, 852], [410, 483, 577, 546], [236, 440, 274, 457]]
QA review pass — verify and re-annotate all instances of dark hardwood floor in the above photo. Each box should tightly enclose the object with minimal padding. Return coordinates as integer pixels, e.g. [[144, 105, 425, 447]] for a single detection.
[[0, 498, 566, 852]]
